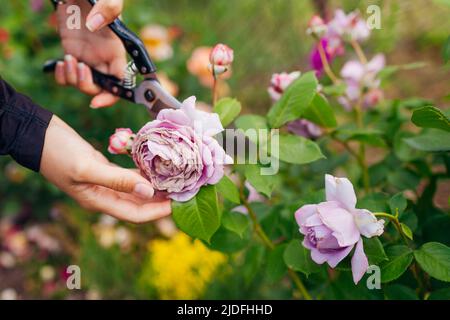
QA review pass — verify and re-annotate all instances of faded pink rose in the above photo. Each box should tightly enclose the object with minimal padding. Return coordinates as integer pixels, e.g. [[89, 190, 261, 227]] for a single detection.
[[209, 43, 234, 67], [338, 54, 385, 110], [327, 9, 370, 42], [267, 71, 301, 101], [307, 15, 328, 38], [295, 174, 384, 284], [108, 128, 135, 155], [132, 96, 233, 202]]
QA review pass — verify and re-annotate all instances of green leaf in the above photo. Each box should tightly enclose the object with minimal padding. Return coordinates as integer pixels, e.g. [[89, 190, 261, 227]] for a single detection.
[[443, 35, 450, 63], [404, 129, 450, 152], [267, 72, 318, 128], [271, 134, 325, 165], [234, 115, 269, 144], [411, 106, 450, 132], [428, 288, 450, 300], [363, 237, 388, 265], [379, 62, 427, 80], [216, 175, 240, 204], [303, 94, 337, 128], [400, 223, 413, 240], [389, 193, 407, 216], [222, 211, 249, 238], [265, 244, 288, 282], [381, 245, 413, 283], [283, 239, 318, 276], [213, 97, 242, 127], [244, 164, 276, 198], [414, 242, 450, 282], [336, 128, 386, 147], [384, 284, 418, 300], [207, 226, 248, 253], [321, 83, 346, 96], [172, 185, 221, 243]]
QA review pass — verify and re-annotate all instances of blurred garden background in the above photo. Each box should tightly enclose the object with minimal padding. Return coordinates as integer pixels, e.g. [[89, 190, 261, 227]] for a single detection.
[[0, 0, 449, 299]]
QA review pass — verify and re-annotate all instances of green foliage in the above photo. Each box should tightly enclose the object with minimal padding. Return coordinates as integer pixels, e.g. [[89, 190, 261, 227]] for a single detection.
[[271, 134, 325, 165], [267, 72, 318, 128], [414, 242, 450, 282], [411, 106, 450, 132], [172, 185, 221, 243], [243, 164, 276, 197], [216, 175, 240, 204], [283, 240, 318, 277], [214, 97, 242, 127], [303, 94, 337, 128], [380, 245, 414, 283]]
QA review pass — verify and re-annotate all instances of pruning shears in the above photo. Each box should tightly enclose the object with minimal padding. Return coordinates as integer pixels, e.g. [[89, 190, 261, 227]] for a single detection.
[[43, 0, 183, 115]]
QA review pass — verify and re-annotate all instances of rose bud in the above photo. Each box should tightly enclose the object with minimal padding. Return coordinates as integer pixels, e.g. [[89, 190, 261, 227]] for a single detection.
[[132, 96, 233, 202], [267, 71, 300, 101], [209, 43, 234, 67], [108, 128, 135, 155], [363, 88, 384, 109], [306, 15, 328, 38]]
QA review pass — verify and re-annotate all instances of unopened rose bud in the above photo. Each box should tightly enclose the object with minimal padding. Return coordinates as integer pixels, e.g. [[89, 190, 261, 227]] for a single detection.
[[108, 128, 135, 155], [209, 43, 234, 67], [207, 63, 228, 75], [307, 15, 327, 38]]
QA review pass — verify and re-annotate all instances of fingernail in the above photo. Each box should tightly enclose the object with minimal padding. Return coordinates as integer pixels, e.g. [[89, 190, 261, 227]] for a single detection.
[[134, 183, 154, 199], [64, 54, 73, 72], [56, 61, 64, 71], [77, 62, 85, 81], [89, 104, 98, 109], [86, 13, 105, 32]]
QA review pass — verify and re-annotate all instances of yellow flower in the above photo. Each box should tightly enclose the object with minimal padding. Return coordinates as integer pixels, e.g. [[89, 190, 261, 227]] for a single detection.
[[142, 233, 226, 299]]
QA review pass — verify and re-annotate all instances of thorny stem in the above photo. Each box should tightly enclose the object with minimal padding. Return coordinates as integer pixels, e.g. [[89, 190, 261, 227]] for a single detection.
[[239, 185, 312, 300], [317, 40, 340, 84]]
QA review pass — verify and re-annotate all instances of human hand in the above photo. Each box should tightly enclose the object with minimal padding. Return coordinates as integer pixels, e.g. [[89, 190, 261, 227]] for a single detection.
[[55, 0, 126, 108], [40, 116, 171, 223]]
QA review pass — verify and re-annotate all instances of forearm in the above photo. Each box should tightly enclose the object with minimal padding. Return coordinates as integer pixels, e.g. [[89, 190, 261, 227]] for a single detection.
[[0, 77, 53, 172]]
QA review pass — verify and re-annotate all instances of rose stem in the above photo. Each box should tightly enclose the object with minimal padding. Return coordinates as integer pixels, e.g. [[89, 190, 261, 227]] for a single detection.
[[239, 185, 312, 300], [350, 39, 368, 65], [317, 40, 340, 84], [212, 71, 218, 106], [373, 212, 426, 296]]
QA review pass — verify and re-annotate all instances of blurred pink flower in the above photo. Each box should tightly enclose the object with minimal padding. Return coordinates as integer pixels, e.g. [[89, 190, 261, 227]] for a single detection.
[[267, 71, 301, 101], [287, 119, 322, 139], [26, 226, 61, 253], [30, 0, 44, 12], [187, 47, 231, 88], [140, 24, 174, 61], [338, 54, 385, 110], [0, 28, 9, 44], [108, 128, 135, 155], [327, 9, 370, 42], [307, 15, 328, 38], [232, 181, 265, 214], [295, 174, 384, 284], [209, 43, 234, 75]]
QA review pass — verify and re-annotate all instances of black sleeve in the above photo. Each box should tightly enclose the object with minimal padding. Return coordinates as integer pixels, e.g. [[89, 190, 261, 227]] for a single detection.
[[0, 77, 53, 172]]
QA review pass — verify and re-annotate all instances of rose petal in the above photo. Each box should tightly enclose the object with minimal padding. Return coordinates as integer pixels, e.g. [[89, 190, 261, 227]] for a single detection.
[[325, 174, 357, 210], [351, 238, 369, 284], [353, 209, 385, 238]]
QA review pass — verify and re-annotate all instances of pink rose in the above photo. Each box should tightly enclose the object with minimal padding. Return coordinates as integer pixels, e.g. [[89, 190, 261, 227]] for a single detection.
[[108, 128, 135, 155], [327, 9, 370, 42], [209, 43, 234, 67], [295, 174, 384, 284], [307, 15, 328, 38], [132, 96, 233, 202], [267, 71, 301, 101]]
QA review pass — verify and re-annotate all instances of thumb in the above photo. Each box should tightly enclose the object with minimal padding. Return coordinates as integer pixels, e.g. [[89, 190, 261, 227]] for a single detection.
[[86, 0, 123, 32], [83, 163, 155, 199]]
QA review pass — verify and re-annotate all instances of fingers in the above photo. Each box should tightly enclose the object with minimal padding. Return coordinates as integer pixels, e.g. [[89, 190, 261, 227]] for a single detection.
[[87, 187, 172, 224], [54, 55, 101, 96], [79, 162, 155, 200], [90, 92, 120, 109], [86, 0, 123, 32]]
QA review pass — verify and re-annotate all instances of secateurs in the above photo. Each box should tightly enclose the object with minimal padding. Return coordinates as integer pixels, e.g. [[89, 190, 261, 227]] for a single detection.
[[43, 0, 183, 115]]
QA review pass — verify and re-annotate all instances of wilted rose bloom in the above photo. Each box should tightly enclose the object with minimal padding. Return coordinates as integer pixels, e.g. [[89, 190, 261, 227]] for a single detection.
[[307, 15, 328, 38], [327, 9, 370, 42], [209, 43, 234, 75], [295, 174, 384, 284], [338, 54, 385, 110], [108, 128, 135, 155], [267, 71, 300, 101], [187, 47, 231, 87], [287, 119, 322, 139], [132, 96, 233, 201], [140, 24, 174, 61]]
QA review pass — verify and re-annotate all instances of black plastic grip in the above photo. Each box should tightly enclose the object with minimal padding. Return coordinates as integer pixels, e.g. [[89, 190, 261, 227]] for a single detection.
[[43, 59, 135, 102]]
